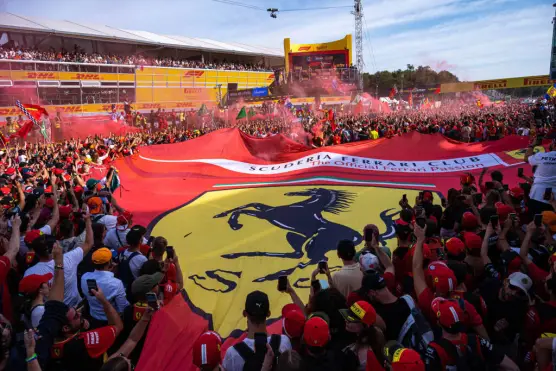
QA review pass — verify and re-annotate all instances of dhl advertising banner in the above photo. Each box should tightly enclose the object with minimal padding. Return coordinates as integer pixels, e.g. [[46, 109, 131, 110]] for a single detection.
[[441, 75, 555, 93], [284, 35, 352, 73], [0, 70, 134, 82]]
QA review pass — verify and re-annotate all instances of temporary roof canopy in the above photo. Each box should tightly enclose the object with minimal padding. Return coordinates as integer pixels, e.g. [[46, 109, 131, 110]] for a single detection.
[[0, 12, 283, 58]]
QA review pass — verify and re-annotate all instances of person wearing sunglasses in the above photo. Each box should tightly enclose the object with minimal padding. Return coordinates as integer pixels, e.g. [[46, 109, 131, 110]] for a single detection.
[[99, 307, 154, 371]]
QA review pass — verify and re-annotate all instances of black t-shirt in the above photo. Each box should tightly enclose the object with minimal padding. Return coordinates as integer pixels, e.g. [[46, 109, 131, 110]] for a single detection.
[[302, 348, 340, 371], [424, 334, 505, 370], [478, 277, 527, 344], [373, 298, 411, 341]]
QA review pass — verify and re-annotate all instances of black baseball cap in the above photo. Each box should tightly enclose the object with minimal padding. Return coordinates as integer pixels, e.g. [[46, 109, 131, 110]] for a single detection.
[[361, 270, 387, 291], [245, 290, 270, 317]]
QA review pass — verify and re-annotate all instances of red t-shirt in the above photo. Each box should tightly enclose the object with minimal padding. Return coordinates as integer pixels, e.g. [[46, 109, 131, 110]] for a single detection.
[[0, 256, 12, 321], [51, 325, 117, 360]]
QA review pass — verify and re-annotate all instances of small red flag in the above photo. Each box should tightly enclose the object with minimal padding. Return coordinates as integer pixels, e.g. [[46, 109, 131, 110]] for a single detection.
[[10, 120, 34, 139]]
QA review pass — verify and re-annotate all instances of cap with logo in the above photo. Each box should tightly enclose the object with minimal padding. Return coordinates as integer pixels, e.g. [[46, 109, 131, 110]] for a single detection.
[[429, 264, 456, 294], [339, 301, 377, 326], [281, 303, 306, 338], [192, 331, 222, 369], [361, 270, 387, 291], [303, 316, 330, 347], [431, 298, 463, 330], [508, 272, 532, 300], [384, 341, 425, 371], [359, 252, 380, 272], [245, 290, 270, 318]]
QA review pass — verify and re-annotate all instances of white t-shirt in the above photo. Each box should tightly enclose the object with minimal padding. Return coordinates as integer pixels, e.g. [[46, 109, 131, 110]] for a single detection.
[[31, 305, 45, 328], [24, 247, 84, 307], [122, 249, 147, 279], [92, 215, 118, 230], [528, 151, 556, 203], [222, 335, 292, 371]]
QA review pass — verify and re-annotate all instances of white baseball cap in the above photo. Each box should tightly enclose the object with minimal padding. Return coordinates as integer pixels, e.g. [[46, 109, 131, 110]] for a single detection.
[[359, 252, 380, 272], [508, 272, 532, 300]]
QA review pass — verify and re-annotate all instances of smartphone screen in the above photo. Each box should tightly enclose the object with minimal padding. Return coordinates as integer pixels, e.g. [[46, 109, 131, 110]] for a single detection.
[[490, 215, 499, 228], [418, 191, 424, 199], [503, 184, 509, 191], [318, 260, 327, 273], [402, 194, 407, 202], [544, 188, 553, 201], [86, 279, 98, 294], [485, 182, 494, 190], [166, 246, 175, 259], [145, 292, 158, 310], [473, 193, 482, 205], [534, 214, 543, 227], [278, 275, 288, 292], [517, 168, 524, 177]]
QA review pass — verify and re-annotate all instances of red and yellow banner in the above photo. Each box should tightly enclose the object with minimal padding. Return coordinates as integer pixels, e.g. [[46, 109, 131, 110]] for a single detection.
[[441, 75, 555, 93]]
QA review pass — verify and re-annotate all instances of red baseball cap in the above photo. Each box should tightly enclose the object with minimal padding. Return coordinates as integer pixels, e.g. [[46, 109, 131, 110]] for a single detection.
[[45, 198, 54, 209], [385, 341, 425, 371], [303, 316, 330, 347], [445, 238, 465, 257], [117, 210, 133, 226], [495, 202, 513, 221], [24, 230, 43, 245], [59, 205, 72, 219], [19, 273, 52, 294], [5, 168, 15, 176], [192, 331, 222, 369], [509, 187, 524, 199], [431, 267, 456, 294], [282, 304, 306, 338], [460, 173, 475, 186], [431, 298, 463, 329], [461, 212, 479, 229], [339, 301, 377, 326], [462, 231, 482, 250], [53, 168, 64, 176]]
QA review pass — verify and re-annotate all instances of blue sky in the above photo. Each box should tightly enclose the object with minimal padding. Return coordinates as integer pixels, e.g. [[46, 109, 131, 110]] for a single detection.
[[2, 0, 552, 81]]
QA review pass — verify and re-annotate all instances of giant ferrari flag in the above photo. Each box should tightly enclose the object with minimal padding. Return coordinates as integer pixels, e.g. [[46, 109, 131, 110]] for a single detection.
[[115, 129, 539, 371]]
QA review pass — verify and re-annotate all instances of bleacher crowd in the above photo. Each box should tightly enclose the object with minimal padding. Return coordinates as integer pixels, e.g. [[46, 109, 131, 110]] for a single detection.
[[0, 45, 271, 71]]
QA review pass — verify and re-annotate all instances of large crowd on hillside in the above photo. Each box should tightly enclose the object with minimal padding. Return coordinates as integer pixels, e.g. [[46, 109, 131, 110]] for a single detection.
[[0, 46, 272, 71], [0, 99, 554, 371]]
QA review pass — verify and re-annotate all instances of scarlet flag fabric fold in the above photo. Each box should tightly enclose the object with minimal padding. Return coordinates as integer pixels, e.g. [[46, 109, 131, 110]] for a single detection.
[[11, 120, 34, 139], [20, 103, 49, 121]]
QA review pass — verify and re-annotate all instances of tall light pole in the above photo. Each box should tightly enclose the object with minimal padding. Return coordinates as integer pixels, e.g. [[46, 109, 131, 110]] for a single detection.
[[352, 0, 364, 92], [550, 3, 556, 80]]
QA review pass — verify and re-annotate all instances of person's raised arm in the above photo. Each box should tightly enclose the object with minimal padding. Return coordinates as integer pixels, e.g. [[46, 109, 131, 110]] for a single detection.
[[285, 278, 305, 312], [497, 217, 511, 252], [478, 167, 488, 191], [524, 141, 537, 164], [80, 212, 94, 256], [370, 235, 394, 275], [173, 254, 184, 291], [412, 224, 427, 297], [519, 222, 537, 266], [109, 194, 124, 214], [90, 287, 123, 336], [24, 329, 42, 371], [49, 243, 64, 302], [4, 214, 21, 263], [46, 174, 59, 231], [15, 180, 25, 210], [481, 222, 495, 266], [106, 309, 153, 361]]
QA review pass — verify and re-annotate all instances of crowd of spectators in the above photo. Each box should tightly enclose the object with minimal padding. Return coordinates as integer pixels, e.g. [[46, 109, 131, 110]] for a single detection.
[[0, 99, 553, 370], [0, 45, 271, 71]]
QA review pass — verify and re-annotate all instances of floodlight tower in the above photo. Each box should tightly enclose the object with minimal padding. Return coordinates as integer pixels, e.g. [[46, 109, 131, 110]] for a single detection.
[[352, 0, 364, 92]]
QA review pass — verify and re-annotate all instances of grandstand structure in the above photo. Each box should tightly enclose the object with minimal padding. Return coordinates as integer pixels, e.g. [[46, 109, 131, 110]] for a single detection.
[[0, 12, 283, 117]]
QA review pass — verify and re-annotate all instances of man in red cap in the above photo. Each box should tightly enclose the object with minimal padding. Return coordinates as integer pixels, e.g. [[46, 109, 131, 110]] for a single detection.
[[103, 210, 133, 250], [424, 298, 517, 370], [281, 304, 306, 351], [301, 314, 339, 370], [383, 341, 424, 371], [193, 331, 223, 370]]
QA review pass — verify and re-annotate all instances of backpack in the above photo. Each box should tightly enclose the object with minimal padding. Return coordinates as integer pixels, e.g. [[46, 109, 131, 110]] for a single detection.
[[117, 251, 140, 292], [233, 334, 281, 371], [434, 335, 486, 371], [397, 295, 434, 356]]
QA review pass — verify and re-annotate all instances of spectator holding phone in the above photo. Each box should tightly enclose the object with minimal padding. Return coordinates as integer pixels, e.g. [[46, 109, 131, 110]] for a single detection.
[[332, 240, 364, 299], [24, 210, 93, 307], [81, 247, 129, 327], [524, 136, 556, 215]]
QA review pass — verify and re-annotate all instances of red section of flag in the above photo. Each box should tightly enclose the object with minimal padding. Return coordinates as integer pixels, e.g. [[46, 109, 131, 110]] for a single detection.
[[21, 103, 48, 121], [10, 120, 34, 139], [434, 87, 441, 94], [389, 86, 398, 99]]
